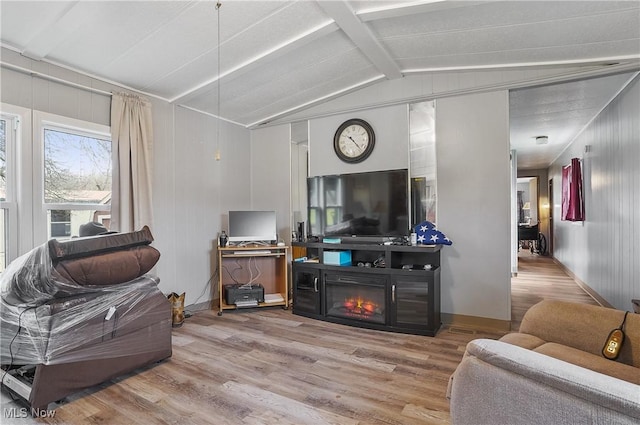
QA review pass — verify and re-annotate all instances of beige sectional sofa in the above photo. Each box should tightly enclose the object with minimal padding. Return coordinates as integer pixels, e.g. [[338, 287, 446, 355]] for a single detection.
[[448, 300, 640, 425]]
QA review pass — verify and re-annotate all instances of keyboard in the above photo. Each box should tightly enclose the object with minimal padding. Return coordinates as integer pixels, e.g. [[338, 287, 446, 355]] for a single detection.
[[233, 250, 272, 255]]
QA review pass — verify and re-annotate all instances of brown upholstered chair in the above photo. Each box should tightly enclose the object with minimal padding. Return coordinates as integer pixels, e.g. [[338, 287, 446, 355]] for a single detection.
[[1, 226, 172, 411]]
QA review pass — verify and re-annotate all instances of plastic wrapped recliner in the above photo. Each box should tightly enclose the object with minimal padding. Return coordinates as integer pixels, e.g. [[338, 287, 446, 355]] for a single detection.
[[0, 226, 172, 411]]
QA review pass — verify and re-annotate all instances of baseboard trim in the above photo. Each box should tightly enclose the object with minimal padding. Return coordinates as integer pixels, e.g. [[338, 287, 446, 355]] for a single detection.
[[442, 313, 511, 333], [551, 257, 612, 308], [185, 300, 213, 314]]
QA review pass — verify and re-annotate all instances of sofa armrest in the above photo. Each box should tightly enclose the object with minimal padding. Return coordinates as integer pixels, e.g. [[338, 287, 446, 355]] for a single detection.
[[519, 300, 640, 366], [449, 339, 640, 425]]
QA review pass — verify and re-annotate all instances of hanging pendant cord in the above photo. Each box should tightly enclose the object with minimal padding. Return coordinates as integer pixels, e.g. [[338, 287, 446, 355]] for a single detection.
[[216, 2, 222, 158]]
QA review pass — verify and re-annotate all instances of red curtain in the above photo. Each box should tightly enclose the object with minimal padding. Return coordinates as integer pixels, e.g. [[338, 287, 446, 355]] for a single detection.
[[561, 157, 585, 221]]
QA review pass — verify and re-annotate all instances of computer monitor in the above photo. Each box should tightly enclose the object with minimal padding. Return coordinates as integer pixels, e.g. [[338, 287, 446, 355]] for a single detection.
[[228, 211, 277, 243]]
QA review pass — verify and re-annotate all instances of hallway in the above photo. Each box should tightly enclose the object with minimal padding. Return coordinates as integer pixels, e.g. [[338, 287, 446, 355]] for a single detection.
[[511, 251, 599, 330]]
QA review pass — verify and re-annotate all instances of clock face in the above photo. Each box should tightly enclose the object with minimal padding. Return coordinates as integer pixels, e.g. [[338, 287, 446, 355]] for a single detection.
[[333, 119, 375, 163]]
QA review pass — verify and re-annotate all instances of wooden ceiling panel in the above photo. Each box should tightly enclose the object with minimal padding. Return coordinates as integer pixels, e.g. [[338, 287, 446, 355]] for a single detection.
[[382, 10, 639, 70], [368, 1, 639, 39], [0, 1, 74, 49], [509, 72, 636, 169], [28, 2, 191, 70], [230, 66, 382, 125], [186, 33, 377, 125], [135, 2, 328, 98]]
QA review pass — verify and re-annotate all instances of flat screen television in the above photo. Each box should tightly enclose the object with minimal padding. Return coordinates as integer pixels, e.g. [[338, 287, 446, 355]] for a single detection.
[[228, 210, 277, 243], [307, 169, 409, 240]]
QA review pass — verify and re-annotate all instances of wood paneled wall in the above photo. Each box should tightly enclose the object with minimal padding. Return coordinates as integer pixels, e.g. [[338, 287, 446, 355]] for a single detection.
[[549, 74, 639, 310]]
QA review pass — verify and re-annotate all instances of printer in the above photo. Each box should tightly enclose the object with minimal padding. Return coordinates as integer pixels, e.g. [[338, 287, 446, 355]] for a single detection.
[[224, 283, 265, 306]]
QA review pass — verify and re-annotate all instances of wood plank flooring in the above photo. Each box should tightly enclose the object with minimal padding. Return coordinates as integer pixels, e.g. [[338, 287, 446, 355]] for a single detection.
[[4, 252, 598, 424], [511, 250, 599, 330]]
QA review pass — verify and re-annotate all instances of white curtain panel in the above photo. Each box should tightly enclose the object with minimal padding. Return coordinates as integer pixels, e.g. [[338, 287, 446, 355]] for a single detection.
[[110, 92, 154, 233]]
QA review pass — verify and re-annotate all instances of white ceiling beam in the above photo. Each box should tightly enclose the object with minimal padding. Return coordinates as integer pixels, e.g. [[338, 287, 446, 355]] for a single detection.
[[402, 55, 640, 75], [316, 0, 402, 80], [21, 1, 86, 61], [356, 1, 488, 22]]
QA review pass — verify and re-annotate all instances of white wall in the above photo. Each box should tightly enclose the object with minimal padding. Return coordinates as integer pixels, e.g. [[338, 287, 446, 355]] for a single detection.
[[155, 106, 251, 306], [291, 143, 309, 230], [549, 74, 639, 310], [0, 48, 252, 307], [250, 124, 292, 243], [436, 91, 512, 321], [291, 121, 309, 229], [302, 93, 511, 322], [308, 104, 409, 177], [0, 50, 112, 127]]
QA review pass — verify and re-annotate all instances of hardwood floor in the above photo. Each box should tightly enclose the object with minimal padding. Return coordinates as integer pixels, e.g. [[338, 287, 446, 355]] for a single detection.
[[5, 252, 598, 424], [511, 250, 599, 330]]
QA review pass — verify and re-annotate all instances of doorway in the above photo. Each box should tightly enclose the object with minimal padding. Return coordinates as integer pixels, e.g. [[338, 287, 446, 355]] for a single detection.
[[517, 177, 538, 226], [515, 174, 551, 261]]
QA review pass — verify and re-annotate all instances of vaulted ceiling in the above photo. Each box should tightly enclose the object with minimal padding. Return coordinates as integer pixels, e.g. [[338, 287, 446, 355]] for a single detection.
[[1, 1, 639, 169]]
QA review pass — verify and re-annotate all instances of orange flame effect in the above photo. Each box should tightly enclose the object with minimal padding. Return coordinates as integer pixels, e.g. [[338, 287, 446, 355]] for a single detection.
[[343, 297, 377, 315]]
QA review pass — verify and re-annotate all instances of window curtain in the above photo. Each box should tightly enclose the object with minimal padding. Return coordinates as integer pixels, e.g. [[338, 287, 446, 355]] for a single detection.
[[561, 157, 585, 221], [110, 92, 154, 232]]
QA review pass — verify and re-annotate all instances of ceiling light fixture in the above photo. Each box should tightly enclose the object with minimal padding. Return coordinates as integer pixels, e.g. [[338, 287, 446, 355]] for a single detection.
[[535, 136, 549, 145], [215, 1, 222, 161]]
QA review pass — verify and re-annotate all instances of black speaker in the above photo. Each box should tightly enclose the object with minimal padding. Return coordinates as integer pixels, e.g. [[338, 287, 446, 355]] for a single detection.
[[297, 222, 305, 242]]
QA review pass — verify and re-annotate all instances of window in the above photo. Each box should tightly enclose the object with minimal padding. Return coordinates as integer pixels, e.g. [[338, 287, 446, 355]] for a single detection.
[[0, 119, 6, 198], [307, 175, 346, 236], [323, 176, 342, 228], [0, 107, 110, 268], [34, 112, 111, 243], [49, 210, 71, 237], [0, 117, 8, 271], [0, 113, 18, 273], [308, 177, 322, 236]]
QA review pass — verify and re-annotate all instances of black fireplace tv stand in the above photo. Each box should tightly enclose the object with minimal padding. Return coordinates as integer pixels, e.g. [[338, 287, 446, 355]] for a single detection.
[[291, 242, 441, 336]]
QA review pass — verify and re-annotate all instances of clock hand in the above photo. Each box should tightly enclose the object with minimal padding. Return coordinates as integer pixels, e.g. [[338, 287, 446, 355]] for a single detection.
[[348, 136, 362, 149]]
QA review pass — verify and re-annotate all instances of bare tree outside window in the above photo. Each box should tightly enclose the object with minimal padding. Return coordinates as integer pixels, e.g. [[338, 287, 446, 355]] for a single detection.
[[43, 127, 112, 239], [44, 129, 111, 204]]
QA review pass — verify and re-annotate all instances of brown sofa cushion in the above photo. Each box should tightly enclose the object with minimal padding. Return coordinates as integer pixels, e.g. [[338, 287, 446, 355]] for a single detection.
[[2, 227, 160, 306], [534, 342, 640, 385], [48, 225, 154, 263], [54, 245, 160, 286]]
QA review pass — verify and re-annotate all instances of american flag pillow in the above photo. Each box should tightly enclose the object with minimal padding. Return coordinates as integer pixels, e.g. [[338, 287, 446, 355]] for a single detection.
[[414, 221, 452, 245]]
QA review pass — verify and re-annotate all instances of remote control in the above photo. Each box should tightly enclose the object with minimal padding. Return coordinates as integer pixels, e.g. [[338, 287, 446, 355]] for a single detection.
[[602, 329, 624, 360]]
